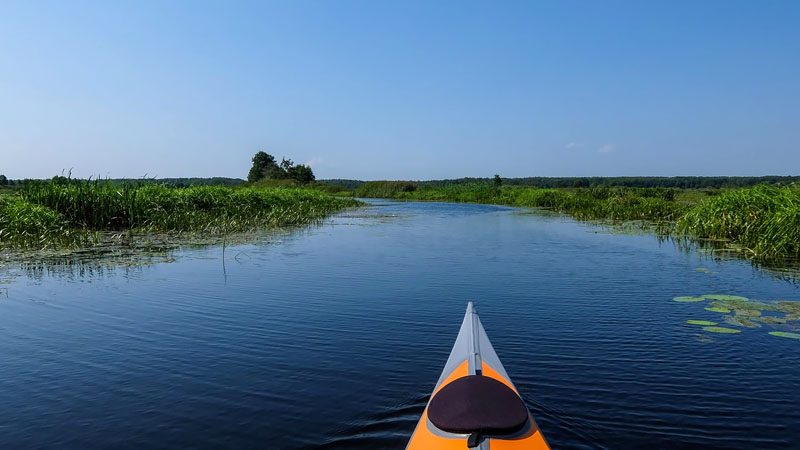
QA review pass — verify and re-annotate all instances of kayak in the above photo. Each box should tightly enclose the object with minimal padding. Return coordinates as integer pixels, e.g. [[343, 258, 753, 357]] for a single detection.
[[407, 302, 550, 449]]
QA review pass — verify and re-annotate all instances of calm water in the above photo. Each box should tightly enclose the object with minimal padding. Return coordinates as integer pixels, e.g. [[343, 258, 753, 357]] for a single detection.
[[1, 200, 799, 449]]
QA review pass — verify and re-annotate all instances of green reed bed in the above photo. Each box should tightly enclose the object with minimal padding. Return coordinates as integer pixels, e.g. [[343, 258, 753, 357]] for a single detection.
[[357, 181, 800, 261], [386, 184, 688, 221], [1, 179, 360, 248], [678, 185, 800, 260]]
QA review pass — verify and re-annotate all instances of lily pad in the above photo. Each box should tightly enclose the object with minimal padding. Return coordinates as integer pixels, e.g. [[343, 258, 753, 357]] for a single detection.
[[702, 326, 741, 334], [695, 268, 714, 273], [723, 315, 761, 328], [735, 309, 762, 317], [702, 295, 749, 302], [674, 296, 705, 303], [768, 331, 800, 340], [687, 320, 717, 326], [705, 306, 731, 313]]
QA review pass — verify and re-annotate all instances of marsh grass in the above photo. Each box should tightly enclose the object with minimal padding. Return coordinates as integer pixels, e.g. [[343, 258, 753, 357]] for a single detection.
[[355, 181, 418, 198], [677, 185, 800, 260], [1, 179, 360, 248]]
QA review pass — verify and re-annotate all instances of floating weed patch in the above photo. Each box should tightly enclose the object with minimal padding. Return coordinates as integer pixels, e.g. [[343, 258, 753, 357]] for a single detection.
[[709, 299, 777, 312], [753, 316, 789, 325], [735, 309, 762, 317], [776, 301, 800, 314], [674, 296, 705, 302], [768, 331, 800, 340], [702, 326, 741, 334], [695, 267, 715, 274], [687, 320, 717, 326], [723, 315, 761, 328], [705, 306, 731, 313]]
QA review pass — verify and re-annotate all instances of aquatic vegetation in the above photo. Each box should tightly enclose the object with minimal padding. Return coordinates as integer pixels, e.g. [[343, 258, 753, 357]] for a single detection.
[[753, 316, 789, 325], [1, 179, 361, 249], [702, 326, 741, 334], [768, 331, 800, 340], [678, 185, 800, 261], [702, 295, 749, 302], [723, 315, 761, 328], [686, 320, 717, 326], [695, 334, 714, 343], [776, 301, 800, 314], [673, 296, 706, 302], [355, 181, 419, 198], [676, 292, 800, 340], [708, 299, 778, 312], [695, 267, 714, 274]]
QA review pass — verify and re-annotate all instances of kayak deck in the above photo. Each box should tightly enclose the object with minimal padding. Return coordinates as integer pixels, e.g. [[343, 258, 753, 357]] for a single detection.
[[406, 302, 550, 449]]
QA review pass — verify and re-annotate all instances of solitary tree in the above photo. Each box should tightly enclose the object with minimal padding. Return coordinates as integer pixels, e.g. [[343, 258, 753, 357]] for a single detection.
[[0, 174, 7, 185], [493, 174, 502, 187], [247, 151, 280, 182]]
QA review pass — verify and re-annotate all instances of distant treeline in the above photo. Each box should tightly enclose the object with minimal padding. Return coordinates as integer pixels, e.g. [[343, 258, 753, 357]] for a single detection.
[[112, 177, 245, 187], [323, 176, 800, 190], [319, 179, 364, 190], [0, 176, 244, 188]]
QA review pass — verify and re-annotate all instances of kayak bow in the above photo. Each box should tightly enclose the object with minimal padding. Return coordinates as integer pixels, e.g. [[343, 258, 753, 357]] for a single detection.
[[407, 302, 550, 449]]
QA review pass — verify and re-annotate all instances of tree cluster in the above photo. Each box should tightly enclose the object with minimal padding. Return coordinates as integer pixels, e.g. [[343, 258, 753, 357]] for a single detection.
[[247, 151, 315, 184]]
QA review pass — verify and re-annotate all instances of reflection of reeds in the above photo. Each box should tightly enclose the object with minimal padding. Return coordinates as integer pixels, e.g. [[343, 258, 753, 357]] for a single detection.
[[0, 178, 360, 248], [356, 182, 800, 262]]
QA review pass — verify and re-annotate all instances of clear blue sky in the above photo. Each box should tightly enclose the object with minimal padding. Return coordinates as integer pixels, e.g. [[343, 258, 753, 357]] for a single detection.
[[1, 0, 798, 180]]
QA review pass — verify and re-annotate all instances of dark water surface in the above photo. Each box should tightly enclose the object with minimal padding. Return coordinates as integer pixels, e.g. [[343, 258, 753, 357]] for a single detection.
[[1, 201, 799, 449]]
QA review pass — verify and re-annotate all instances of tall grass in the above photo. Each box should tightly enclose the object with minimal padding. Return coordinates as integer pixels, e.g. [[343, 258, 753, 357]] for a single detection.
[[0, 179, 360, 248], [355, 180, 418, 198], [0, 195, 72, 247], [678, 185, 800, 259]]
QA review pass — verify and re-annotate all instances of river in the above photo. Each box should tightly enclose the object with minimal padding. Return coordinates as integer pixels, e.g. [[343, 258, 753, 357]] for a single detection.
[[1, 200, 798, 449]]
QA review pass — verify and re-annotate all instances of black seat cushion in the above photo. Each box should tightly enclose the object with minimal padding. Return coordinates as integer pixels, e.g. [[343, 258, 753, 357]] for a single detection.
[[428, 375, 528, 435]]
